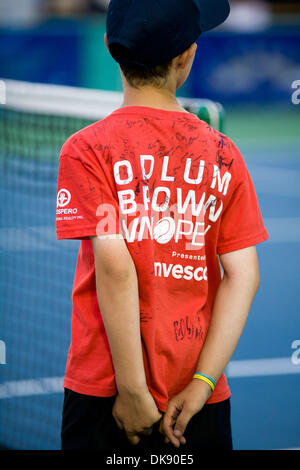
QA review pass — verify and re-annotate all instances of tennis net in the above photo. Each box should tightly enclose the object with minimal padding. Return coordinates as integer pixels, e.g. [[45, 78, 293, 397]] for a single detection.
[[0, 79, 225, 449]]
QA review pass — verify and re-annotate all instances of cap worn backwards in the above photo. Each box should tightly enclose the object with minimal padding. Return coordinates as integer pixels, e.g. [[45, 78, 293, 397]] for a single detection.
[[106, 0, 230, 69]]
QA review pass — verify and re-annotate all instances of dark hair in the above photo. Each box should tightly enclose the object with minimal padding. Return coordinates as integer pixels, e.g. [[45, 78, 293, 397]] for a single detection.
[[109, 43, 173, 89]]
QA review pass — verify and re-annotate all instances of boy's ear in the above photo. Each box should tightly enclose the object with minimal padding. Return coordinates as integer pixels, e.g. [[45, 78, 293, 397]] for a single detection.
[[177, 43, 197, 69], [104, 33, 109, 53]]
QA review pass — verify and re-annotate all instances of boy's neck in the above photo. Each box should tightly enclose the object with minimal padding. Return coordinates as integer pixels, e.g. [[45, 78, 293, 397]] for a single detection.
[[121, 83, 188, 113]]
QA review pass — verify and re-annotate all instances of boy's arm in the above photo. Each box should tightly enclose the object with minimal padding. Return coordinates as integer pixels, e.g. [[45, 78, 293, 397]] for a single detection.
[[90, 235, 161, 445], [161, 245, 260, 448]]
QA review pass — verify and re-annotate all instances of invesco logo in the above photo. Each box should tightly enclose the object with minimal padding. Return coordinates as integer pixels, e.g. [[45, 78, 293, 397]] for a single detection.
[[57, 189, 71, 208], [154, 262, 208, 282]]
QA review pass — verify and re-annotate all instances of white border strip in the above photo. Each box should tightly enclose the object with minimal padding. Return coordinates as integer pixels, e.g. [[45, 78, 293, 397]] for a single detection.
[[1, 358, 299, 399], [1, 79, 219, 120]]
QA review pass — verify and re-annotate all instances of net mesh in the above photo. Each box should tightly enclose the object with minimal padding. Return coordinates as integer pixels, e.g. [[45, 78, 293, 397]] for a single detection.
[[0, 80, 224, 449]]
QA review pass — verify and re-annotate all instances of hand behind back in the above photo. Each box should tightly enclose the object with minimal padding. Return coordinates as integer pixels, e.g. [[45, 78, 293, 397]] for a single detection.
[[113, 389, 162, 445]]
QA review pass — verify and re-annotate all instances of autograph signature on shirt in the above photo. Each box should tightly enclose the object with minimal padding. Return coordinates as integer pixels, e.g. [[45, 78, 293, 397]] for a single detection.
[[173, 314, 204, 342]]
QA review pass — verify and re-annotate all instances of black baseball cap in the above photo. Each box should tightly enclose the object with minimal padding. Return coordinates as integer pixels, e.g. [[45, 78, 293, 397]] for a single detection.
[[106, 0, 230, 69]]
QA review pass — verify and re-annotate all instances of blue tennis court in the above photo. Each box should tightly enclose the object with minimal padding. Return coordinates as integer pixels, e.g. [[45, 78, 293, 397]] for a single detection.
[[226, 107, 300, 449]]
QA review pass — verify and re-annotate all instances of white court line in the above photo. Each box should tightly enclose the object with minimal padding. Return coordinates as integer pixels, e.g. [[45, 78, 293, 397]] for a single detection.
[[0, 376, 63, 399], [227, 357, 300, 378], [279, 447, 300, 450], [0, 357, 299, 399]]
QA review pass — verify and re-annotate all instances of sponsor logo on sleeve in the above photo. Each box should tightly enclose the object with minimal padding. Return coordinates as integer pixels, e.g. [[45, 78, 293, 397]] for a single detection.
[[56, 189, 82, 221], [57, 189, 71, 207]]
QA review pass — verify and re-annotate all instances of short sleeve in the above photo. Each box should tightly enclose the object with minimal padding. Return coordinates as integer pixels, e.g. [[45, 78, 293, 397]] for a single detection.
[[56, 135, 120, 240], [217, 146, 269, 255]]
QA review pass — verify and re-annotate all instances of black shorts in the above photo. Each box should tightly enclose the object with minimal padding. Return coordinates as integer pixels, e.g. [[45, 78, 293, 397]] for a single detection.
[[61, 388, 233, 452]]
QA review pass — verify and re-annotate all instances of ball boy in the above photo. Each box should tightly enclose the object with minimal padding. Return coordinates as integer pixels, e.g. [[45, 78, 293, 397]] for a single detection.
[[56, 0, 268, 451]]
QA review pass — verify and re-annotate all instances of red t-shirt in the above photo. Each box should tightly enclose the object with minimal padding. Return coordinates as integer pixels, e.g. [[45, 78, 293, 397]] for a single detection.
[[56, 106, 268, 411]]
